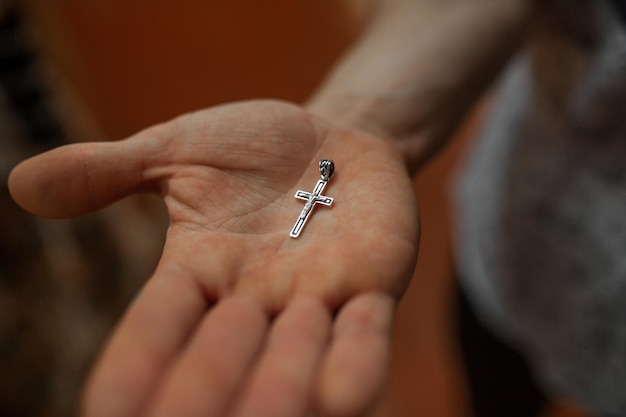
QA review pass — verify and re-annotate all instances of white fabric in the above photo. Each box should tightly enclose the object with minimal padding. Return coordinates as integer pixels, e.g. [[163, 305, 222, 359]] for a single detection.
[[455, 1, 626, 414]]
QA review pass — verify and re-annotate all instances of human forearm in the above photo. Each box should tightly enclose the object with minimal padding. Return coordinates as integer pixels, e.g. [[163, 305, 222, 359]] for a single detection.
[[307, 0, 533, 172]]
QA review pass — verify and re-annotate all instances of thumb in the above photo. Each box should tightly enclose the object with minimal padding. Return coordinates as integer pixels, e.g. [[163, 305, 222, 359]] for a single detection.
[[8, 139, 160, 218]]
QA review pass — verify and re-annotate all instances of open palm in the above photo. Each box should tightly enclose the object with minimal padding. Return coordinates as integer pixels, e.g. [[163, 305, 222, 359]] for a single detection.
[[9, 100, 420, 417]]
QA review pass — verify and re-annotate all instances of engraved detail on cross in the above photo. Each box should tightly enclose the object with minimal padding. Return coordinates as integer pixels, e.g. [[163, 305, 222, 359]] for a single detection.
[[289, 160, 335, 238]]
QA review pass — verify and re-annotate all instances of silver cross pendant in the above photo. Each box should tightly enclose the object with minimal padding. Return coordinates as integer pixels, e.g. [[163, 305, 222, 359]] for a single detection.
[[289, 159, 335, 238]]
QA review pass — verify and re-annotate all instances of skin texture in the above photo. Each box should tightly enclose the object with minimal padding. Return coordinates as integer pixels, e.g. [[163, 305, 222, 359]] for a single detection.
[[9, 100, 419, 417], [8, 0, 534, 415]]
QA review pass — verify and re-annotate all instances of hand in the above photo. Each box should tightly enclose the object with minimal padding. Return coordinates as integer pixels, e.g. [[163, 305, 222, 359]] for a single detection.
[[8, 100, 419, 417]]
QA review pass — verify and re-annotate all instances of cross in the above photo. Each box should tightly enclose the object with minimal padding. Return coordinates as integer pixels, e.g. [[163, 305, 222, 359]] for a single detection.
[[289, 160, 335, 238]]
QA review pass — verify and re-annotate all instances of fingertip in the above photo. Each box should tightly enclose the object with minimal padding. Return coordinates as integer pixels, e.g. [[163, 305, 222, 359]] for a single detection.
[[7, 159, 25, 207], [7, 146, 87, 218]]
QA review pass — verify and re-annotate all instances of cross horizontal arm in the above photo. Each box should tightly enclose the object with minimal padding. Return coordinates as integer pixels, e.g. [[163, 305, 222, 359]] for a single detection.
[[295, 191, 311, 200], [315, 196, 333, 206]]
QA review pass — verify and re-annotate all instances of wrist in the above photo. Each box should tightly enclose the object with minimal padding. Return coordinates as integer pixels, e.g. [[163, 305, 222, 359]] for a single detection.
[[306, 92, 391, 141], [305, 84, 444, 175], [306, 0, 532, 174]]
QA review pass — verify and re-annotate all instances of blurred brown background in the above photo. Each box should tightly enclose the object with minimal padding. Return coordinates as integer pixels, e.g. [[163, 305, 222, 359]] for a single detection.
[[0, 1, 590, 416]]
